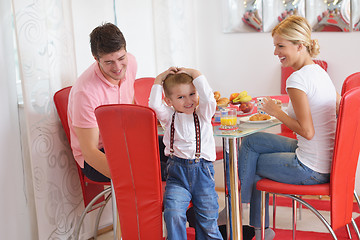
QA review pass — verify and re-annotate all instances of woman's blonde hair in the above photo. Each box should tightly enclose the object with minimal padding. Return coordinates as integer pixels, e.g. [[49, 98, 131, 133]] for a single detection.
[[163, 73, 193, 97], [272, 15, 320, 58]]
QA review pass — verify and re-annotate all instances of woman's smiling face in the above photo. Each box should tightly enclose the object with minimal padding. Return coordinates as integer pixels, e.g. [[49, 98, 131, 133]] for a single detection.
[[273, 34, 300, 69]]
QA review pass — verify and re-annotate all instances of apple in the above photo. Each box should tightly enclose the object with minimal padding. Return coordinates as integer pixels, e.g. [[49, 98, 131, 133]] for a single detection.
[[239, 101, 254, 113]]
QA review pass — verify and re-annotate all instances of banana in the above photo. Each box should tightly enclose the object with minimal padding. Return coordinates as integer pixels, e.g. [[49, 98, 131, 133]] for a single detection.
[[233, 91, 248, 102], [238, 95, 252, 102]]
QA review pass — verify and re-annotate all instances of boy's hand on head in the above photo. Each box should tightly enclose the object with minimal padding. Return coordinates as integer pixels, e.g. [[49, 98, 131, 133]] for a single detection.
[[177, 67, 201, 79], [154, 66, 178, 85]]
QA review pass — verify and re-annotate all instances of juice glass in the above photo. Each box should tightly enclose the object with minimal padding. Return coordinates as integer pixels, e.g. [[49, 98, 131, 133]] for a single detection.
[[220, 108, 237, 129]]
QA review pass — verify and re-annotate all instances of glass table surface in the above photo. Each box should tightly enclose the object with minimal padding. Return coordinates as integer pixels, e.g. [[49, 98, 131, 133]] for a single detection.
[[213, 119, 281, 138]]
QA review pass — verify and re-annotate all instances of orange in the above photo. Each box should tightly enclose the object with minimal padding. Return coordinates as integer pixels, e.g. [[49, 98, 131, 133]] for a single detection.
[[229, 93, 239, 101]]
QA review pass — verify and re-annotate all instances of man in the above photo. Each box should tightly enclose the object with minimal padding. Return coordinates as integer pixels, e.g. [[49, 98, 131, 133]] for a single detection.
[[67, 25, 189, 237], [68, 23, 137, 181]]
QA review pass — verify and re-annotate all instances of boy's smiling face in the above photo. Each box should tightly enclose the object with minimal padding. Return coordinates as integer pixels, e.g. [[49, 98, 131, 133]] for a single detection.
[[164, 83, 199, 114]]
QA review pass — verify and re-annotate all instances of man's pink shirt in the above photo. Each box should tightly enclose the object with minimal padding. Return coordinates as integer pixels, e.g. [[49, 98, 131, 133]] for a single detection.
[[68, 53, 137, 168]]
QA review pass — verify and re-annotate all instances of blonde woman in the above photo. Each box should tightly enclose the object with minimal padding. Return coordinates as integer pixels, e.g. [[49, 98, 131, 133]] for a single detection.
[[237, 15, 340, 240]]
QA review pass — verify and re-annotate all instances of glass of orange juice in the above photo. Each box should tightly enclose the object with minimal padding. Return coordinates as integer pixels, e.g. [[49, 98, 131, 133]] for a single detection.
[[220, 108, 237, 129]]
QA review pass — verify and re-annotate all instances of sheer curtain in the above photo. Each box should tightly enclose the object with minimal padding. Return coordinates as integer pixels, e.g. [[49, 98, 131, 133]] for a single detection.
[[152, 0, 198, 72], [12, 0, 81, 239], [0, 0, 35, 239]]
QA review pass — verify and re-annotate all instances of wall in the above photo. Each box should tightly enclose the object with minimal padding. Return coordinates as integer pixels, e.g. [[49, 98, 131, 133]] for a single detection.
[[196, 0, 360, 97]]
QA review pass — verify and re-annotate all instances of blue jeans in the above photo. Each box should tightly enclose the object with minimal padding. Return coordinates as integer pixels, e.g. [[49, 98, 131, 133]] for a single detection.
[[164, 156, 222, 240], [238, 132, 330, 228]]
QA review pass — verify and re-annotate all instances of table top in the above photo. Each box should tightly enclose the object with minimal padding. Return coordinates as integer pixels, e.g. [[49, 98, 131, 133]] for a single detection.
[[158, 118, 281, 138], [213, 119, 281, 138]]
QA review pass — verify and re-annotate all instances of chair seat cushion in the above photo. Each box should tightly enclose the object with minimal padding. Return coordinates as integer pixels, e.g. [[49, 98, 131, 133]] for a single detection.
[[257, 178, 330, 196]]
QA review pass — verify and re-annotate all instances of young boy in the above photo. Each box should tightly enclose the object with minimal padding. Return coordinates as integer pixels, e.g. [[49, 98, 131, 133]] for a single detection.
[[149, 67, 222, 239]]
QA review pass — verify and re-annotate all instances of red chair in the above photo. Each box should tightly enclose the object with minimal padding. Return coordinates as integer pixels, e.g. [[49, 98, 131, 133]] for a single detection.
[[281, 60, 328, 94], [53, 87, 116, 239], [341, 72, 360, 96], [134, 77, 156, 106], [95, 104, 195, 239], [340, 72, 360, 212], [256, 87, 360, 239]]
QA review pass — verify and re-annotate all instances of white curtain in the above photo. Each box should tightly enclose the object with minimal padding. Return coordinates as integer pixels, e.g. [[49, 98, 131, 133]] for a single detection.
[[152, 0, 198, 72], [0, 0, 36, 239], [12, 0, 81, 239]]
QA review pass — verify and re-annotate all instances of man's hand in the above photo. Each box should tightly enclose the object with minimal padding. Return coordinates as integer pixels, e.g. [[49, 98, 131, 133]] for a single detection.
[[74, 126, 111, 177]]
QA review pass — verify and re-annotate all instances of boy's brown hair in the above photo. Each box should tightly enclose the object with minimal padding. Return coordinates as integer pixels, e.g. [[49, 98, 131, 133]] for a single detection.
[[163, 73, 193, 97]]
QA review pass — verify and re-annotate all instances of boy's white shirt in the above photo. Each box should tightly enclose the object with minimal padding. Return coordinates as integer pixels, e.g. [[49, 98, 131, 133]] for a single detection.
[[149, 75, 217, 161]]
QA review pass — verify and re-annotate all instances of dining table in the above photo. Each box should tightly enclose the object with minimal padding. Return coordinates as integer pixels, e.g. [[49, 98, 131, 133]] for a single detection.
[[213, 115, 281, 240], [157, 115, 282, 240]]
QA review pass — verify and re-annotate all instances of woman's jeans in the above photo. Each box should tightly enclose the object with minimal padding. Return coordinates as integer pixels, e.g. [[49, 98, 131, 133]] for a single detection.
[[164, 156, 222, 240], [236, 132, 330, 228]]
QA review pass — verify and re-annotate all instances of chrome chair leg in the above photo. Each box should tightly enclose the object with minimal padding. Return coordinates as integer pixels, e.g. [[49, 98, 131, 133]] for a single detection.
[[273, 194, 276, 230], [298, 196, 302, 220], [292, 198, 297, 240], [345, 224, 352, 239], [281, 194, 337, 240], [74, 187, 112, 240], [351, 218, 360, 239], [261, 191, 266, 240], [111, 181, 118, 240], [354, 190, 360, 212], [93, 193, 112, 239]]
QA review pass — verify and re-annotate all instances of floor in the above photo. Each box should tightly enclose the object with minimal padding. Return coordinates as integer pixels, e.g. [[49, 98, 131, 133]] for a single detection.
[[95, 190, 227, 240], [95, 159, 359, 239], [96, 192, 359, 240]]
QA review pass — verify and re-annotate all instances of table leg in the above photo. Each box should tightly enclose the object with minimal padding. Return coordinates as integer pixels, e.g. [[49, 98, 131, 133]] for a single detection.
[[223, 137, 242, 240]]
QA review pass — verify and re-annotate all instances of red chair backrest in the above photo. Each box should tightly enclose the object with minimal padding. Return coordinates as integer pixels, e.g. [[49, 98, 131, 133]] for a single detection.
[[281, 60, 328, 94], [341, 72, 360, 96], [53, 87, 72, 143], [134, 77, 155, 106], [330, 87, 360, 229], [53, 86, 107, 207], [95, 104, 163, 239]]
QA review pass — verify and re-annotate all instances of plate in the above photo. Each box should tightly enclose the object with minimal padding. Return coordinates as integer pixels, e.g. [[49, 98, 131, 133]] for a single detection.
[[239, 115, 276, 124]]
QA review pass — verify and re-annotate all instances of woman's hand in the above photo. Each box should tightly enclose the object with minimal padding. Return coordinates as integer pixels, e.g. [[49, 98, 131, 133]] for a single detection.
[[261, 97, 282, 117]]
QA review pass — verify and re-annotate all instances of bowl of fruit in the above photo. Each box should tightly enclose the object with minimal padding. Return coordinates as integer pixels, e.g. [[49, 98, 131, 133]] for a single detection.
[[229, 91, 255, 115]]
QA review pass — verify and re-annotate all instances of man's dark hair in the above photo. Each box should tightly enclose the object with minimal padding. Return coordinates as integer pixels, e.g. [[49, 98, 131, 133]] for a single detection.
[[90, 23, 126, 59]]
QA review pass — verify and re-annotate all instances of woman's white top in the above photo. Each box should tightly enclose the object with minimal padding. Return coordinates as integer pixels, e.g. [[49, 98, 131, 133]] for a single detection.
[[149, 75, 217, 161], [286, 64, 337, 173]]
